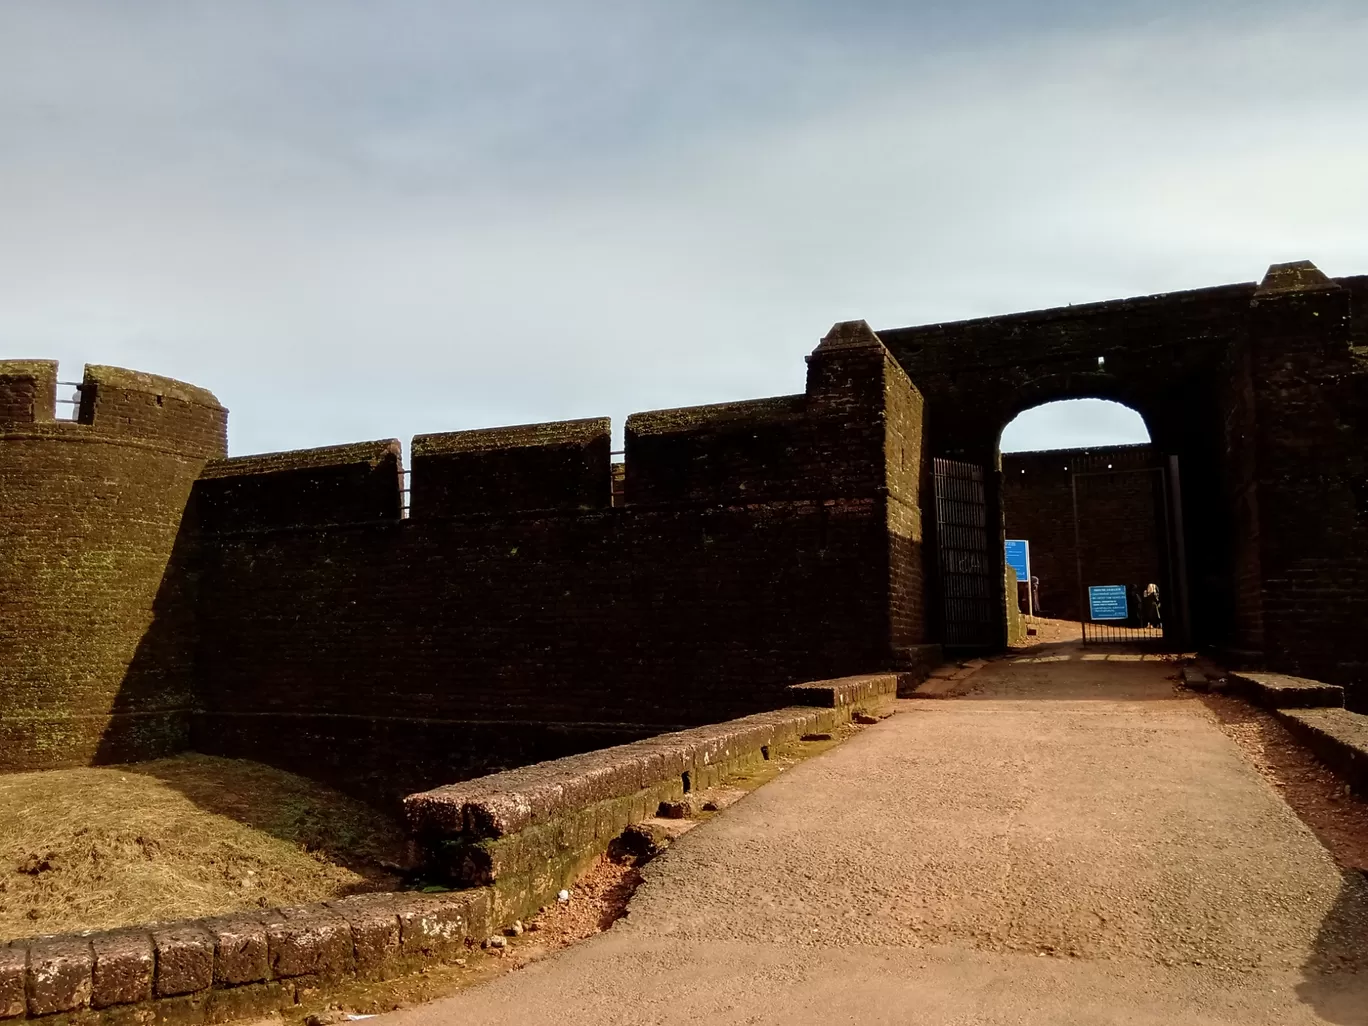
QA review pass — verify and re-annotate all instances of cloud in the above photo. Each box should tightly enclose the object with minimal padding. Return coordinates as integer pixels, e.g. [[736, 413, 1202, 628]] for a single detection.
[[0, 1, 1364, 455]]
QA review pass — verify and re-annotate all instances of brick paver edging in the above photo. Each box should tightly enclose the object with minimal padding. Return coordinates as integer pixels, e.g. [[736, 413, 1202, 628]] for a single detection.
[[0, 889, 490, 1024]]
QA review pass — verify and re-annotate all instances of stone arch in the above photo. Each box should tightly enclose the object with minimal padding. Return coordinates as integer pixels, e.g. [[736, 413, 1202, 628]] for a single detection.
[[876, 274, 1261, 653], [997, 395, 1153, 459]]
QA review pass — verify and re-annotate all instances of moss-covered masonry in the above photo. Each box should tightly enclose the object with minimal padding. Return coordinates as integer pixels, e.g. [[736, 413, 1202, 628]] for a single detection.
[[0, 363, 226, 771]]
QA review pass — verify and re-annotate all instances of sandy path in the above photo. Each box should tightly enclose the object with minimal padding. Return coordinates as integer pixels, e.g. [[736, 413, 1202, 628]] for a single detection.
[[377, 649, 1368, 1025]]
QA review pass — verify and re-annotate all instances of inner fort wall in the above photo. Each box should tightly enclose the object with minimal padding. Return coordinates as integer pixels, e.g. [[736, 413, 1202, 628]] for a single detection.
[[1001, 444, 1164, 623]]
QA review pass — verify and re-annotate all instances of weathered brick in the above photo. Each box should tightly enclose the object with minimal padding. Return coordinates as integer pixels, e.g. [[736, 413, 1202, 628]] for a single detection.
[[0, 945, 25, 1020], [152, 924, 214, 997], [203, 913, 269, 985], [396, 895, 473, 959], [26, 936, 93, 1015], [325, 895, 400, 975], [263, 906, 354, 979], [91, 929, 154, 1008]]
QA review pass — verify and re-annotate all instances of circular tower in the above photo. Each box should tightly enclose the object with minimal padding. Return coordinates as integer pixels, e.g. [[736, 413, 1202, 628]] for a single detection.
[[0, 360, 227, 770]]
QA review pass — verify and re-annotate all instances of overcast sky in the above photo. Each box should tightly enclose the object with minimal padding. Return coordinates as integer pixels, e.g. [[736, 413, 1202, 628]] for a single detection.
[[2, 1, 1365, 457]]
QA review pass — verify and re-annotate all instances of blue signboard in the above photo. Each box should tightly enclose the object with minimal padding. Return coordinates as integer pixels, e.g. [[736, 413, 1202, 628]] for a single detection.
[[1088, 585, 1129, 621], [1004, 540, 1030, 583]]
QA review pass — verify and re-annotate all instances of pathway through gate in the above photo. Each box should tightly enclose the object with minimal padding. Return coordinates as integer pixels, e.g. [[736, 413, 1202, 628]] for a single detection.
[[374, 647, 1368, 1025]]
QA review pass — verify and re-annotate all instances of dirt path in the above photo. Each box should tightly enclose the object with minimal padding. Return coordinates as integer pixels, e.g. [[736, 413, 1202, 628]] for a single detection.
[[374, 648, 1368, 1025]]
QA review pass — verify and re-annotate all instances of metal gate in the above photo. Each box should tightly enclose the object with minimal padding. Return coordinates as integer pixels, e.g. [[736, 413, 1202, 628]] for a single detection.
[[933, 458, 999, 649], [1070, 458, 1189, 647]]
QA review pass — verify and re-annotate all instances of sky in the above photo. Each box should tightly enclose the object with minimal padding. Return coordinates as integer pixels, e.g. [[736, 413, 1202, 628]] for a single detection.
[[2, 1, 1365, 457]]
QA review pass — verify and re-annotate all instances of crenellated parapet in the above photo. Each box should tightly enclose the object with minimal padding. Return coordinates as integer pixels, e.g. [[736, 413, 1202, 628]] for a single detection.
[[0, 362, 227, 771]]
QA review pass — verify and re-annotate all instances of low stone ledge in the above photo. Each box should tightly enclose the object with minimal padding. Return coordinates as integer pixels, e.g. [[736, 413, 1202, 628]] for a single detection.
[[1276, 708, 1368, 795], [786, 674, 898, 714], [1229, 671, 1345, 709], [405, 682, 895, 844], [0, 890, 492, 1023], [405, 685, 895, 921]]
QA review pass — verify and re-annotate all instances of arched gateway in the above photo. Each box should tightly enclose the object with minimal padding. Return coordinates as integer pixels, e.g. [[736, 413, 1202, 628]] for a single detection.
[[879, 259, 1368, 694]]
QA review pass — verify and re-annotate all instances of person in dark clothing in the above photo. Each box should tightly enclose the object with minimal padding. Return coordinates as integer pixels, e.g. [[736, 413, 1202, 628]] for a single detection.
[[1142, 583, 1162, 628]]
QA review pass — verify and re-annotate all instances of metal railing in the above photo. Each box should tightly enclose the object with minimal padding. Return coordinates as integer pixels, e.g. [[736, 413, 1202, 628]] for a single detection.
[[399, 469, 411, 519], [54, 381, 82, 421], [610, 449, 626, 506]]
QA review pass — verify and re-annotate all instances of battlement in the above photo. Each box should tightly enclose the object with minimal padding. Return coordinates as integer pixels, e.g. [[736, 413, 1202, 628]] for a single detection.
[[199, 322, 914, 531], [410, 418, 611, 516], [624, 395, 808, 505], [196, 440, 403, 532], [0, 360, 227, 457], [0, 360, 59, 423]]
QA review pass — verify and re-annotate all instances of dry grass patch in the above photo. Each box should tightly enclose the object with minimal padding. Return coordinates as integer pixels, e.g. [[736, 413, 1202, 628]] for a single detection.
[[0, 754, 407, 942]]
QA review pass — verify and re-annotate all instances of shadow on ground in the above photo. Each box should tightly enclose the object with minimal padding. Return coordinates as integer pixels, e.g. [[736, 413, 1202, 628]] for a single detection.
[[1297, 870, 1368, 1024], [117, 753, 410, 884], [1193, 691, 1368, 1023]]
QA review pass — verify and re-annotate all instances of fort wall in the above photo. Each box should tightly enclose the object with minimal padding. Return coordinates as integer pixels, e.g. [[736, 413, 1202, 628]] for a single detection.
[[0, 362, 227, 770], [187, 323, 932, 803], [1242, 265, 1368, 706]]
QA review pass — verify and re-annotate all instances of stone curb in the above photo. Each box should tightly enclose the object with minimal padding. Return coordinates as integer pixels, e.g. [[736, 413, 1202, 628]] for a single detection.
[[1275, 707, 1368, 795], [404, 676, 899, 841], [1228, 670, 1345, 709], [0, 889, 491, 1023]]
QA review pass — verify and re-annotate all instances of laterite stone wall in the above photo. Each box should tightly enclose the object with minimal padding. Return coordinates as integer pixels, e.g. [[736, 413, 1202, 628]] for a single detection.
[[189, 323, 934, 805], [0, 363, 227, 770]]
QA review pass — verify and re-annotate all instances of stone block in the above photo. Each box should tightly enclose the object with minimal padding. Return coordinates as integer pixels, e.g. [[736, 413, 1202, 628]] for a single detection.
[[26, 935, 93, 1015], [203, 913, 269, 985], [462, 888, 493, 941], [153, 923, 215, 997], [0, 945, 25, 1020], [1278, 708, 1368, 794], [1231, 671, 1344, 709], [205, 979, 295, 1023], [326, 894, 400, 976], [91, 929, 155, 1008], [396, 894, 472, 959], [264, 906, 354, 979]]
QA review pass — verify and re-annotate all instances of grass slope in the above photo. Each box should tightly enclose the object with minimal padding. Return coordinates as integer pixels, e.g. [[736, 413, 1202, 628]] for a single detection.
[[0, 754, 406, 942]]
